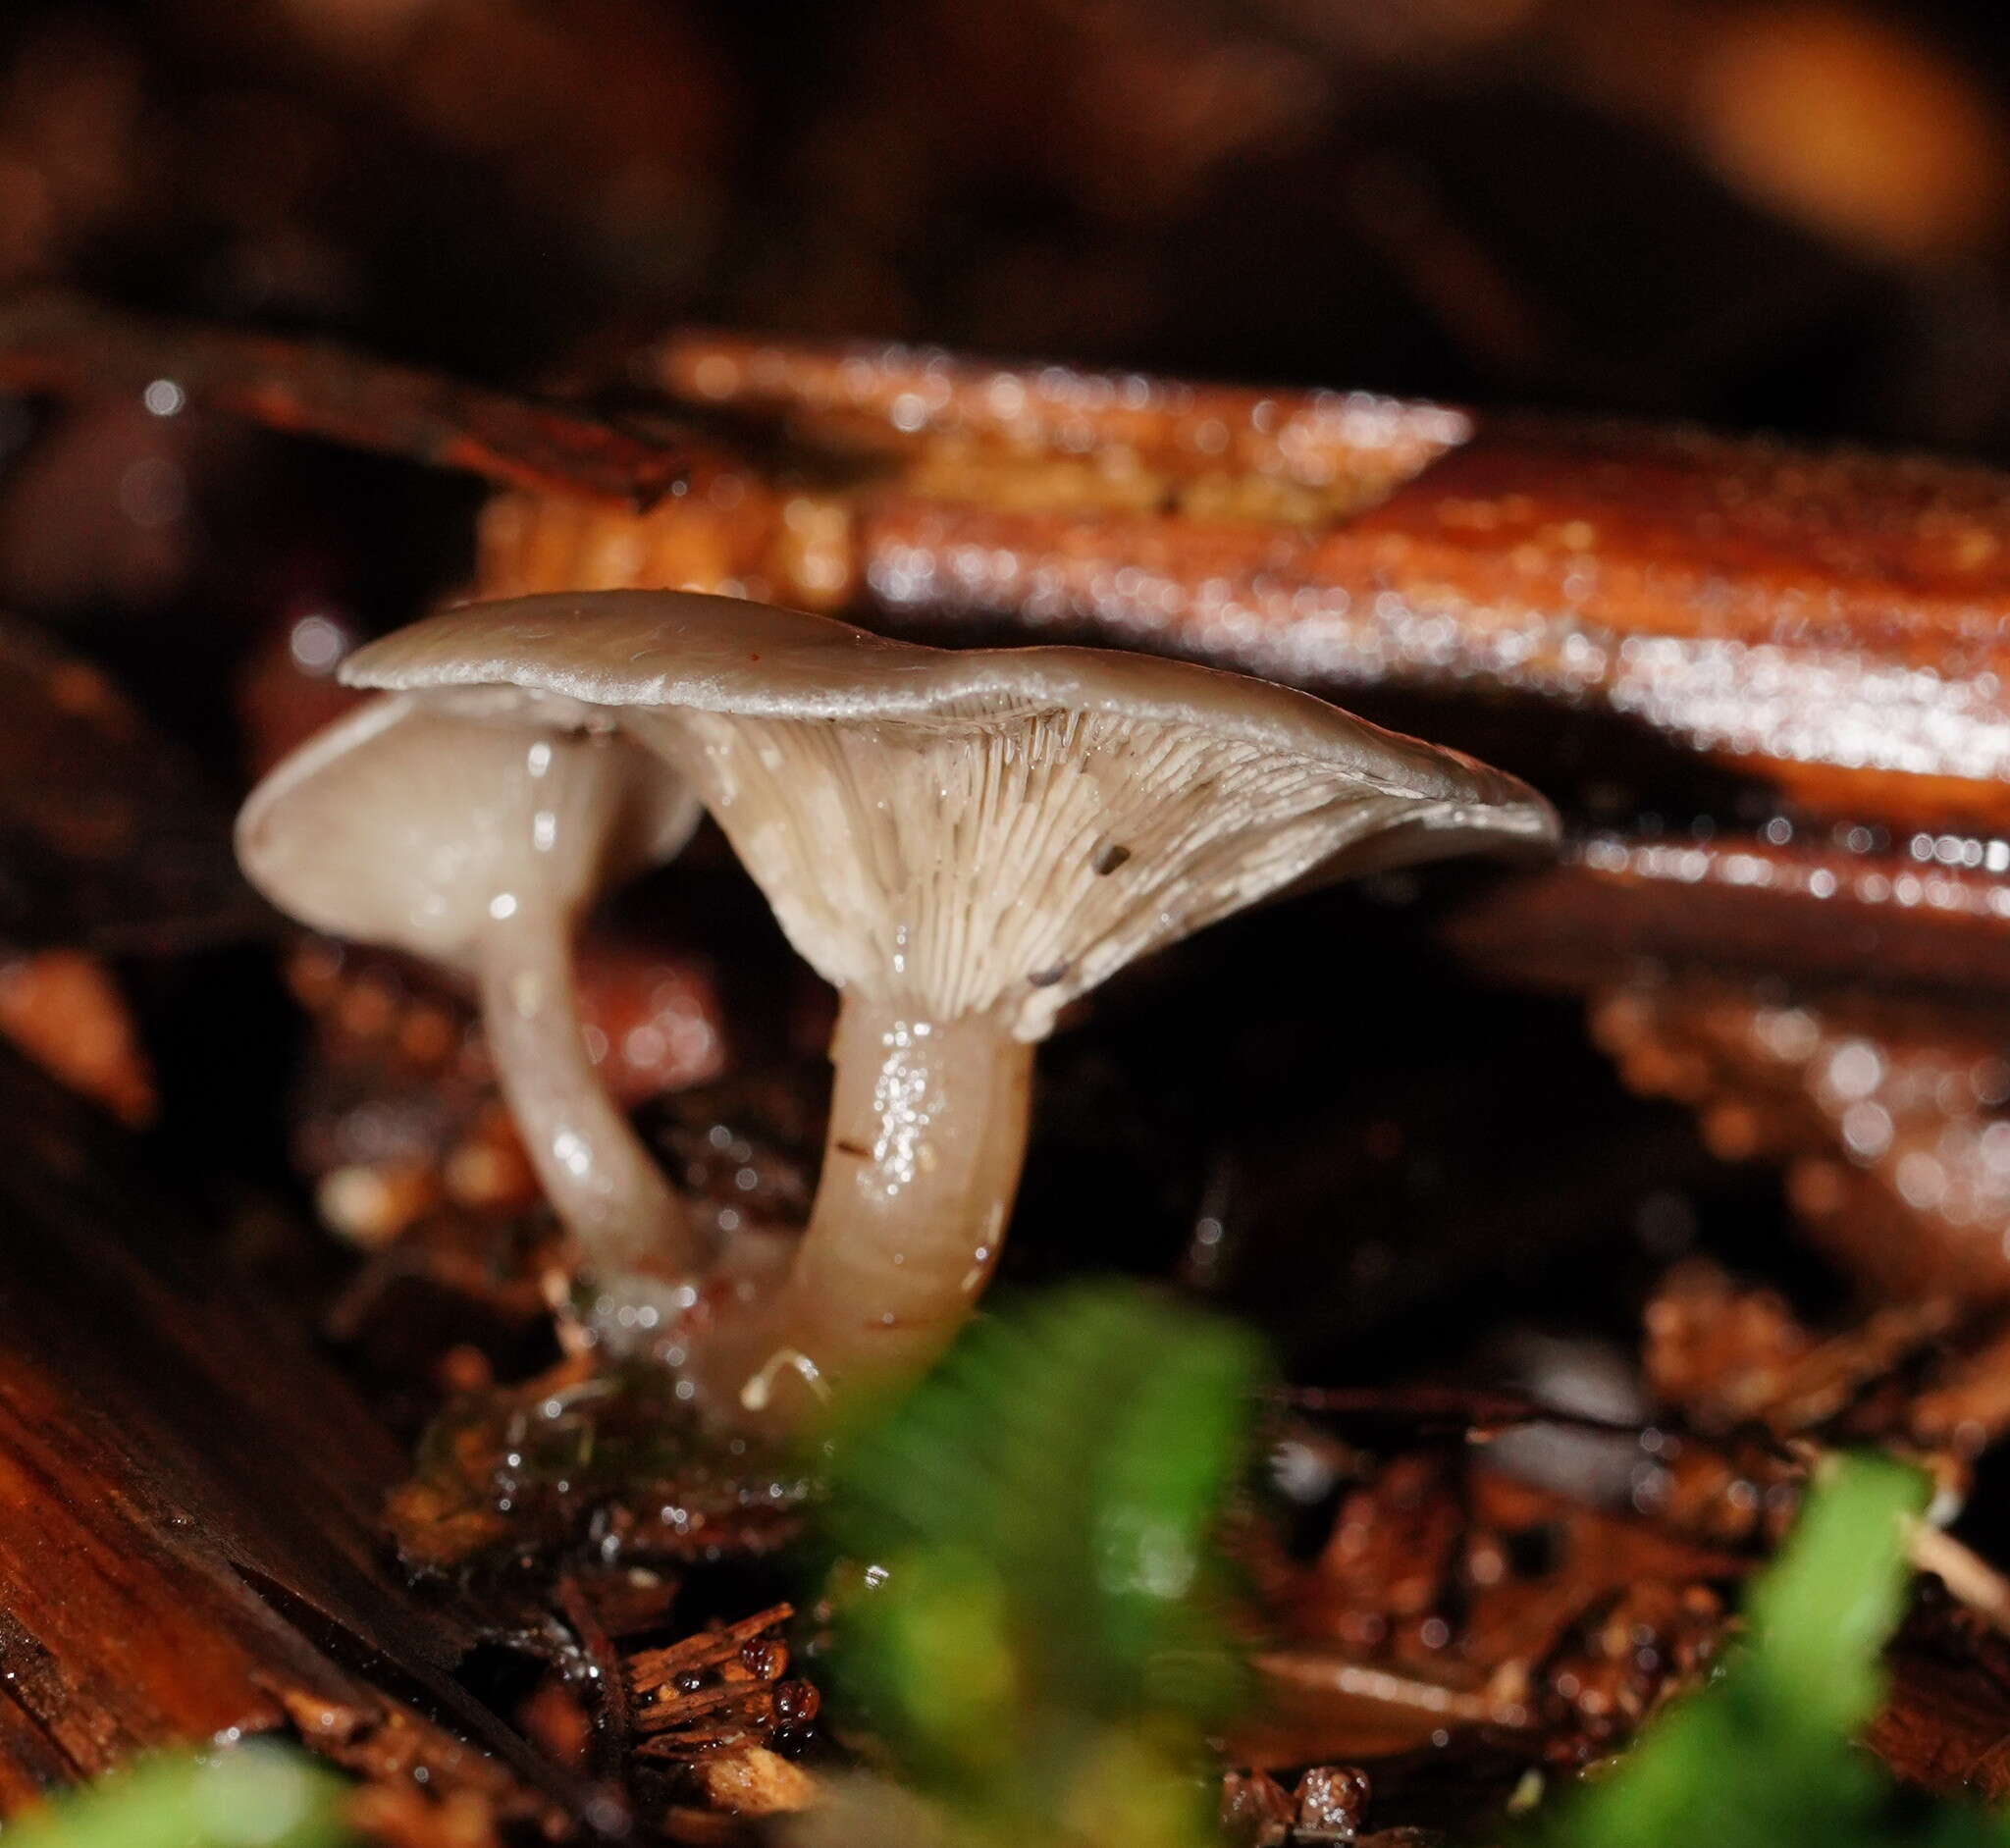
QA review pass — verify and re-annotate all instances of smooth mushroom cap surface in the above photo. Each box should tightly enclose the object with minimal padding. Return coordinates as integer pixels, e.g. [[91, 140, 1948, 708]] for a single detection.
[[236, 685, 699, 967], [237, 684, 706, 1294], [344, 592, 1558, 1040]]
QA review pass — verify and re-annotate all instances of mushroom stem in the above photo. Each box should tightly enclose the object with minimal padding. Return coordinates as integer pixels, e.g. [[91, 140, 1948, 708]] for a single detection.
[[474, 897, 703, 1298], [704, 992, 1035, 1424]]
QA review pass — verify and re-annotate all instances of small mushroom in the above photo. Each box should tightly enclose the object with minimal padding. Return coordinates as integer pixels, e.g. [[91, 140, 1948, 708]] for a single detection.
[[344, 591, 1559, 1419], [236, 685, 705, 1304]]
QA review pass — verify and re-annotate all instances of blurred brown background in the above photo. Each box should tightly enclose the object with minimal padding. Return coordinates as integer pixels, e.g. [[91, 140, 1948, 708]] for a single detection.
[[6, 0, 2010, 437], [6, 0, 2008, 714]]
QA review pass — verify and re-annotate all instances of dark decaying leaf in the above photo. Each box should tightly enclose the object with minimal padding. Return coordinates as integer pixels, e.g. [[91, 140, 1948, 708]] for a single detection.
[[389, 1361, 810, 1579]]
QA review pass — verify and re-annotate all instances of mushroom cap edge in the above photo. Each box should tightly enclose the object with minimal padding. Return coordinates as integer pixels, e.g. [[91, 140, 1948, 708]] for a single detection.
[[342, 589, 1561, 828]]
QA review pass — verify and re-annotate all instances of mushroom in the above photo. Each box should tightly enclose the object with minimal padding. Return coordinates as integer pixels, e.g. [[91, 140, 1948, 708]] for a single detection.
[[343, 590, 1559, 1420], [236, 685, 706, 1309]]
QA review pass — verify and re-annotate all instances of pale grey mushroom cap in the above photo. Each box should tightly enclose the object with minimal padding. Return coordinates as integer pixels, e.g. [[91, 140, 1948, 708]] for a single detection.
[[344, 591, 1559, 1039], [236, 684, 702, 967]]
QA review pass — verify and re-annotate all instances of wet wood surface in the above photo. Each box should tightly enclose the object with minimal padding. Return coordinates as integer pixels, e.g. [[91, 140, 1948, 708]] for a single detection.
[[0, 1042, 569, 1822], [0, 294, 708, 511], [650, 333, 2010, 829]]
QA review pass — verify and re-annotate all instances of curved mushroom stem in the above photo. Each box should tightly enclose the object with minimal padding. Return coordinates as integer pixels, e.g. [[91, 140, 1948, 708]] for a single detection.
[[695, 992, 1035, 1428], [475, 896, 704, 1316]]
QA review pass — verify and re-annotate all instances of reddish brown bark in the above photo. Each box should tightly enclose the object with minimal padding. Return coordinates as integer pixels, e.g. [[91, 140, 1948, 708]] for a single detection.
[[0, 294, 713, 510], [645, 334, 2010, 832], [0, 1043, 570, 1824]]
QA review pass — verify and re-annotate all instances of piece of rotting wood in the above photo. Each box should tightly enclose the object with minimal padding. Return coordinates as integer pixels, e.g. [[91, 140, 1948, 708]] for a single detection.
[[0, 293, 710, 510], [0, 1042, 574, 1828], [648, 333, 2010, 830], [19, 300, 2010, 842]]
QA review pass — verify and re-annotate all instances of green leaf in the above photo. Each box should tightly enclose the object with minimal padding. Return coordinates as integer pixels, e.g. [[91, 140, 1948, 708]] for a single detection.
[[5, 1746, 353, 1848]]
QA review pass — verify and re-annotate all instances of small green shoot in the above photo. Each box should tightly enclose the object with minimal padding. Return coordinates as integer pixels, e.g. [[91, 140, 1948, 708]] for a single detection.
[[1534, 1451, 2010, 1848], [817, 1281, 1268, 1848]]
